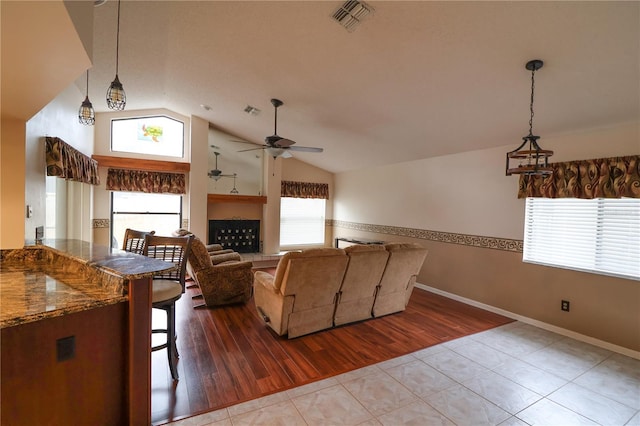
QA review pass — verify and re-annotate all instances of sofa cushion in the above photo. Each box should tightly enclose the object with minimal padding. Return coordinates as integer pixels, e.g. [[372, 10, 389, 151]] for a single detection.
[[272, 248, 345, 292], [335, 244, 389, 326], [372, 242, 428, 317]]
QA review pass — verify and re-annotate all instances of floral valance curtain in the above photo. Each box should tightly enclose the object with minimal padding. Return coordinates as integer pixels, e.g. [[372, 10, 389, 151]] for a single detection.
[[106, 168, 186, 194], [45, 136, 100, 185], [281, 180, 329, 199], [518, 155, 640, 199]]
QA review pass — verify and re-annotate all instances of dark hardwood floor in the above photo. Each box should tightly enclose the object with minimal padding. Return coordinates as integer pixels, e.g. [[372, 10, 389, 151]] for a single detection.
[[151, 276, 513, 424]]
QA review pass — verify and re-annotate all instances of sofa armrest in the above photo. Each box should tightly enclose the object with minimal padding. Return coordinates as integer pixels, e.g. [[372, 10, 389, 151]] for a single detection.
[[254, 270, 278, 293], [254, 271, 292, 335]]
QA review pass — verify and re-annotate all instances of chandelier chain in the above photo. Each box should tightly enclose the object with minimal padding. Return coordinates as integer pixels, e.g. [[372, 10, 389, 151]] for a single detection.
[[528, 67, 536, 136], [115, 0, 121, 73]]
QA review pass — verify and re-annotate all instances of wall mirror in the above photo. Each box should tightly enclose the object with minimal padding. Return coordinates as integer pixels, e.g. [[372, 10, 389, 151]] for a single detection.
[[207, 126, 263, 196]]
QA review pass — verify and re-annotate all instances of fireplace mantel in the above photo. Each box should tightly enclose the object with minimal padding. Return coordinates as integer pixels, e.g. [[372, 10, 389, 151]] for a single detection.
[[207, 194, 267, 204]]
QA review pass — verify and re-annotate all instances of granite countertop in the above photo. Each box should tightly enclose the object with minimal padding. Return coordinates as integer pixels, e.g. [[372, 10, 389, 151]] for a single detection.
[[25, 239, 175, 280], [0, 239, 175, 328]]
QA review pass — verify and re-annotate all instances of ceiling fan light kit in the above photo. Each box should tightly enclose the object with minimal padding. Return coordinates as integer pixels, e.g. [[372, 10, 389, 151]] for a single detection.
[[506, 59, 553, 176]]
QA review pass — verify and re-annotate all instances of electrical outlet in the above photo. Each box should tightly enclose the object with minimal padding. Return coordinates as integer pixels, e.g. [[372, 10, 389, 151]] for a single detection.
[[56, 336, 75, 362], [561, 300, 570, 312]]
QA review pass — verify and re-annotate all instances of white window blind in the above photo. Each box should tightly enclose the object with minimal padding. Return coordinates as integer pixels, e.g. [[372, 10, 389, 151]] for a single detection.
[[524, 197, 640, 280], [280, 197, 325, 246]]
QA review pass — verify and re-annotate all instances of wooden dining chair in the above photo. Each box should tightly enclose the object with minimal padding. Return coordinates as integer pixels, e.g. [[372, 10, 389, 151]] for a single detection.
[[122, 228, 155, 254], [143, 234, 193, 380]]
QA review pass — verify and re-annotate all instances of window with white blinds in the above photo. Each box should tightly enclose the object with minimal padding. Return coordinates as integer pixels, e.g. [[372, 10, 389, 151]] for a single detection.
[[523, 197, 640, 280], [280, 197, 326, 247]]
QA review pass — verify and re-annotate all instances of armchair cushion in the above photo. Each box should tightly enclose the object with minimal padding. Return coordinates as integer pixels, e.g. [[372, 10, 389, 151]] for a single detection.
[[195, 260, 254, 306]]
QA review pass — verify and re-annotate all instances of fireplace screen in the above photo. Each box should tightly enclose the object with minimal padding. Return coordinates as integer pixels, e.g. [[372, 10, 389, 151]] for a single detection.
[[209, 219, 260, 253]]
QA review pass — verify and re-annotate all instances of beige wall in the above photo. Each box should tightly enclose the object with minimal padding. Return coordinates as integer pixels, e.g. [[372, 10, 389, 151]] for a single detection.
[[334, 121, 640, 352], [190, 116, 209, 239], [1, 0, 91, 122], [0, 0, 91, 248], [0, 118, 27, 248], [423, 239, 640, 352], [25, 83, 96, 241]]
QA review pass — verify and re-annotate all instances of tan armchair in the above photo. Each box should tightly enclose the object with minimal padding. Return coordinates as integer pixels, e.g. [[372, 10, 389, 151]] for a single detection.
[[372, 243, 428, 317], [254, 248, 349, 338], [334, 244, 389, 326], [185, 234, 254, 308]]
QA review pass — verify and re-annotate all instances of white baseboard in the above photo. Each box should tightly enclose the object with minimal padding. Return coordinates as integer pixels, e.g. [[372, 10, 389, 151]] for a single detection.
[[415, 283, 640, 360]]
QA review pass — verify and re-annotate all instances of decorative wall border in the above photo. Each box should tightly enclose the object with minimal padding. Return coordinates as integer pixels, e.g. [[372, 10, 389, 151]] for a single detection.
[[329, 220, 523, 253], [93, 219, 189, 229], [93, 218, 110, 229]]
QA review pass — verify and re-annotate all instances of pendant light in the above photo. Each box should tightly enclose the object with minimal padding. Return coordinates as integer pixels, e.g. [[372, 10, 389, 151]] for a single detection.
[[230, 174, 239, 194], [106, 0, 126, 110], [78, 69, 95, 125], [505, 59, 553, 176]]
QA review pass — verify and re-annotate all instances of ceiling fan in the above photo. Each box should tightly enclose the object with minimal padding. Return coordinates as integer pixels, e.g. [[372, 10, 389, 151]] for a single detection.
[[239, 98, 323, 158], [207, 149, 235, 181]]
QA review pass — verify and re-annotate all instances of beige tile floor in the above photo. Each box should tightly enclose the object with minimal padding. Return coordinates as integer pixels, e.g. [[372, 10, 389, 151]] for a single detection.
[[167, 321, 640, 426]]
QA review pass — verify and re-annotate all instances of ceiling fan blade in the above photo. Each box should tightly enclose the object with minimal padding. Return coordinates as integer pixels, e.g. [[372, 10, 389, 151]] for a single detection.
[[287, 145, 323, 153], [237, 146, 266, 153], [229, 139, 257, 145], [275, 138, 296, 147]]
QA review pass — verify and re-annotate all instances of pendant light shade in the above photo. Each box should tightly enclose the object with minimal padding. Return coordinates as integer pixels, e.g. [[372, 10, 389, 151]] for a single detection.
[[79, 70, 95, 125], [106, 0, 126, 110], [506, 59, 553, 176]]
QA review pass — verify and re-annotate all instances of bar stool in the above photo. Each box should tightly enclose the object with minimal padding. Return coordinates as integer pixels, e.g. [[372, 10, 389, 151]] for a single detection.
[[143, 234, 193, 380]]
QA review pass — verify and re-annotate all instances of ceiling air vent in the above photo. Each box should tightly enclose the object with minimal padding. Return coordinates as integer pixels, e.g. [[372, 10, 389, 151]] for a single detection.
[[331, 0, 374, 32]]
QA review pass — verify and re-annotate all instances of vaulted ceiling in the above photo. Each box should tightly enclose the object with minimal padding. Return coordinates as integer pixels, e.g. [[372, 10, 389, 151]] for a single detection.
[[87, 1, 639, 173]]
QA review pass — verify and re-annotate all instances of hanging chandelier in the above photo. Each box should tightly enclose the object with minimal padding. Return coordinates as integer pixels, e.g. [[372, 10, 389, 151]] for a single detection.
[[106, 0, 126, 110], [505, 59, 553, 176], [78, 69, 95, 125]]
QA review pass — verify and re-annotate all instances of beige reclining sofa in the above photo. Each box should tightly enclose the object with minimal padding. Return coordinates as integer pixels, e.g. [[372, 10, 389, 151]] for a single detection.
[[254, 242, 428, 338]]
